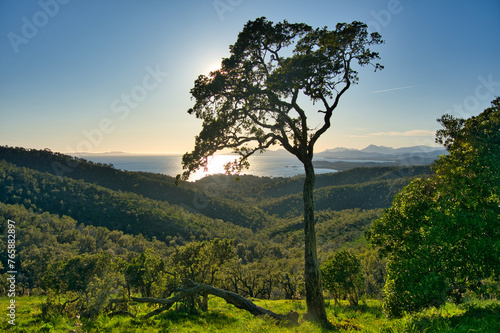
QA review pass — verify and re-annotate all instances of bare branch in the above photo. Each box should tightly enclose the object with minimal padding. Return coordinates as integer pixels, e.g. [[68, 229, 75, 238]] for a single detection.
[[130, 282, 299, 324]]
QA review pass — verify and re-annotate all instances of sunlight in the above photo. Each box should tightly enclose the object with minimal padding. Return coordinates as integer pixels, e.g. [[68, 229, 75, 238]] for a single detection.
[[189, 154, 240, 181], [207, 62, 221, 75]]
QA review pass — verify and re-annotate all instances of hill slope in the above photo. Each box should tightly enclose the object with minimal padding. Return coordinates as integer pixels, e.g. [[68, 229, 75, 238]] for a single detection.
[[0, 146, 433, 242], [0, 160, 252, 242]]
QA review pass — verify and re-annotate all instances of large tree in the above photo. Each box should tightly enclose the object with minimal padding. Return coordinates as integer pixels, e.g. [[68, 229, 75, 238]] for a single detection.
[[178, 17, 383, 325], [369, 98, 500, 317]]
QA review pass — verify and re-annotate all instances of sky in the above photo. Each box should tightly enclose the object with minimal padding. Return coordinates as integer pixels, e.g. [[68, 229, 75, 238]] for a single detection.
[[1, 0, 499, 154]]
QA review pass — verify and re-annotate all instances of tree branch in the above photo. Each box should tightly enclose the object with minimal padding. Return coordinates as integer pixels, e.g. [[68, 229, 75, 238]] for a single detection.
[[309, 75, 351, 152], [129, 282, 299, 324]]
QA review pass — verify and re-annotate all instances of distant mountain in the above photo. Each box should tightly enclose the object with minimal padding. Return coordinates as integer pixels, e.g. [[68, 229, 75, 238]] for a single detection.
[[360, 145, 395, 154], [321, 147, 357, 153], [259, 148, 290, 156], [316, 145, 447, 166]]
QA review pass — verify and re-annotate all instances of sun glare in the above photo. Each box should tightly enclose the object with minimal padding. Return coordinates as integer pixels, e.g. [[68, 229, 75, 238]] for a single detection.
[[207, 63, 221, 74], [189, 155, 240, 181]]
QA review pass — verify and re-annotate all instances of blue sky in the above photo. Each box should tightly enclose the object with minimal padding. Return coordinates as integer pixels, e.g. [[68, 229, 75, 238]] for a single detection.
[[1, 0, 499, 154]]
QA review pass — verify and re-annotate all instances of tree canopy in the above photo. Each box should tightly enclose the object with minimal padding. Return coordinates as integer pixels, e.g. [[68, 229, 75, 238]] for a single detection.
[[179, 17, 383, 178], [369, 97, 500, 317]]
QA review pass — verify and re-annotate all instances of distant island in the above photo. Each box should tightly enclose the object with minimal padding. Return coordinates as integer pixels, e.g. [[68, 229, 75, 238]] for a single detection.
[[70, 151, 130, 155]]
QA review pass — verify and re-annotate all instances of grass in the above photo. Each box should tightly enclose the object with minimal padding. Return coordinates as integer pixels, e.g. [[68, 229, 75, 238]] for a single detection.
[[1, 296, 499, 332]]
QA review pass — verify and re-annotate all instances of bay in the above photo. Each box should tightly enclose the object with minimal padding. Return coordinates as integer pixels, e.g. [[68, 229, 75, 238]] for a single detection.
[[76, 154, 338, 180]]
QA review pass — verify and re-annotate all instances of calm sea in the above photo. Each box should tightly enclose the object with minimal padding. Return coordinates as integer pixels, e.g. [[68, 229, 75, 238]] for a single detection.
[[77, 154, 337, 180]]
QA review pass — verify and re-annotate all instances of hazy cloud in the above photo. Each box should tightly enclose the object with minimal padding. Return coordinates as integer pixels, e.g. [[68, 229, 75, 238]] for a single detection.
[[368, 129, 435, 137]]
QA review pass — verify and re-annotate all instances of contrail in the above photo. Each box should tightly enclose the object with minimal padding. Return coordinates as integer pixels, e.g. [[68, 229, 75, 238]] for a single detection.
[[371, 84, 422, 94]]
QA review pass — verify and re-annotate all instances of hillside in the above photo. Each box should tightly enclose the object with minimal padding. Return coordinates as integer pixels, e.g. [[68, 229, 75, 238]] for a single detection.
[[0, 145, 441, 327], [0, 146, 271, 230], [0, 160, 252, 242], [0, 146, 431, 226], [0, 145, 437, 272], [0, 146, 436, 265]]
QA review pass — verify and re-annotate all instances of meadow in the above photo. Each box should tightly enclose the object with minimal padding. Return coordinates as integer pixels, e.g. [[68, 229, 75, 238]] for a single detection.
[[1, 296, 499, 332]]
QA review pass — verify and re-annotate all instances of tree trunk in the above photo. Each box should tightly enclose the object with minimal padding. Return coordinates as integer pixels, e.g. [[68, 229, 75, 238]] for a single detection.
[[127, 282, 299, 324], [303, 157, 329, 326]]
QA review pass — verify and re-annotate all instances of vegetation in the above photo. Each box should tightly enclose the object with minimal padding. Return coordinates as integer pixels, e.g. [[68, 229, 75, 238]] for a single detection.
[[322, 250, 364, 306], [0, 100, 498, 330], [179, 16, 383, 325], [369, 97, 500, 317], [0, 147, 423, 330]]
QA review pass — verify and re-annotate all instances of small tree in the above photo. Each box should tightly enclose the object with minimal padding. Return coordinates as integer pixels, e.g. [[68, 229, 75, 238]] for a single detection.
[[178, 17, 383, 325], [322, 250, 364, 306], [169, 238, 235, 310], [46, 252, 127, 318], [126, 249, 170, 298]]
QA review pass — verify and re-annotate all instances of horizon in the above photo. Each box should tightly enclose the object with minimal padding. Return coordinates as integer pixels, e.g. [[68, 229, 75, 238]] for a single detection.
[[1, 1, 499, 154], [39, 143, 446, 156]]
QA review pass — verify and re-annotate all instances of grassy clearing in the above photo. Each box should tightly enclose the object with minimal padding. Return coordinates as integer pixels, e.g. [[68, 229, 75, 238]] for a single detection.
[[1, 296, 498, 332]]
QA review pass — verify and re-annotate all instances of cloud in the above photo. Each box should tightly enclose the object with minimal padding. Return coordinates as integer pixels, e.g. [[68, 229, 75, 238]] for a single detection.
[[371, 85, 423, 94], [367, 129, 435, 137]]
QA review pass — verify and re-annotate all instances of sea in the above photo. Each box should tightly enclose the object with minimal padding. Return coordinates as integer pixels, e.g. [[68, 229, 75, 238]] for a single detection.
[[77, 153, 340, 181]]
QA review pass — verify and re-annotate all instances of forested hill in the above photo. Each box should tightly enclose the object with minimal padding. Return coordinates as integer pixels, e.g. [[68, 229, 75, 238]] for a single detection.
[[0, 146, 432, 239], [0, 160, 253, 242], [0, 145, 435, 305]]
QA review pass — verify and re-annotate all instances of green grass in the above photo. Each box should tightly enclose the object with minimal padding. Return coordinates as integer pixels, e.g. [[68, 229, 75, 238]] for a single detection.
[[1, 296, 499, 332]]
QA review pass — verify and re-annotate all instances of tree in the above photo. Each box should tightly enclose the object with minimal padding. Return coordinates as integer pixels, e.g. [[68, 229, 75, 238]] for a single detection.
[[125, 249, 170, 298], [46, 252, 127, 318], [321, 250, 364, 306], [369, 98, 500, 317], [169, 238, 235, 310], [178, 17, 383, 325]]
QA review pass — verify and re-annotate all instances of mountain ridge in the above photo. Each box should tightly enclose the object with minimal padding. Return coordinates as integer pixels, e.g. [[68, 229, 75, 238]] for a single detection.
[[315, 144, 447, 162]]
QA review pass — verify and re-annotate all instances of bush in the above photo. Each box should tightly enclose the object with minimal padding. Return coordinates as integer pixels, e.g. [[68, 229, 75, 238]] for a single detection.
[[321, 250, 363, 306]]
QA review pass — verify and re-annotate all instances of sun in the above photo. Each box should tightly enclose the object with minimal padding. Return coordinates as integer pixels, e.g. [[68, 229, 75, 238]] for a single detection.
[[188, 154, 239, 181], [207, 62, 221, 74]]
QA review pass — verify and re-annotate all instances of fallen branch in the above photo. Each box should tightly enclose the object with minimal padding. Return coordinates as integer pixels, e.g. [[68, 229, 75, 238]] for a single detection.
[[130, 282, 299, 324], [61, 296, 80, 314]]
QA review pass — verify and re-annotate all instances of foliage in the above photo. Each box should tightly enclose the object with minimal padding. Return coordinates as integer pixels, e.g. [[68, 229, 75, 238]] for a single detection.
[[126, 249, 172, 298], [322, 250, 364, 306], [179, 17, 382, 179], [169, 238, 236, 310], [369, 98, 500, 317], [358, 248, 387, 299], [169, 239, 234, 286], [45, 252, 127, 318]]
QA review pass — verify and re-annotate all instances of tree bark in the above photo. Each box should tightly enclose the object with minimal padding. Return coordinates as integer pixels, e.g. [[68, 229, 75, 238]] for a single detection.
[[302, 157, 329, 326]]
